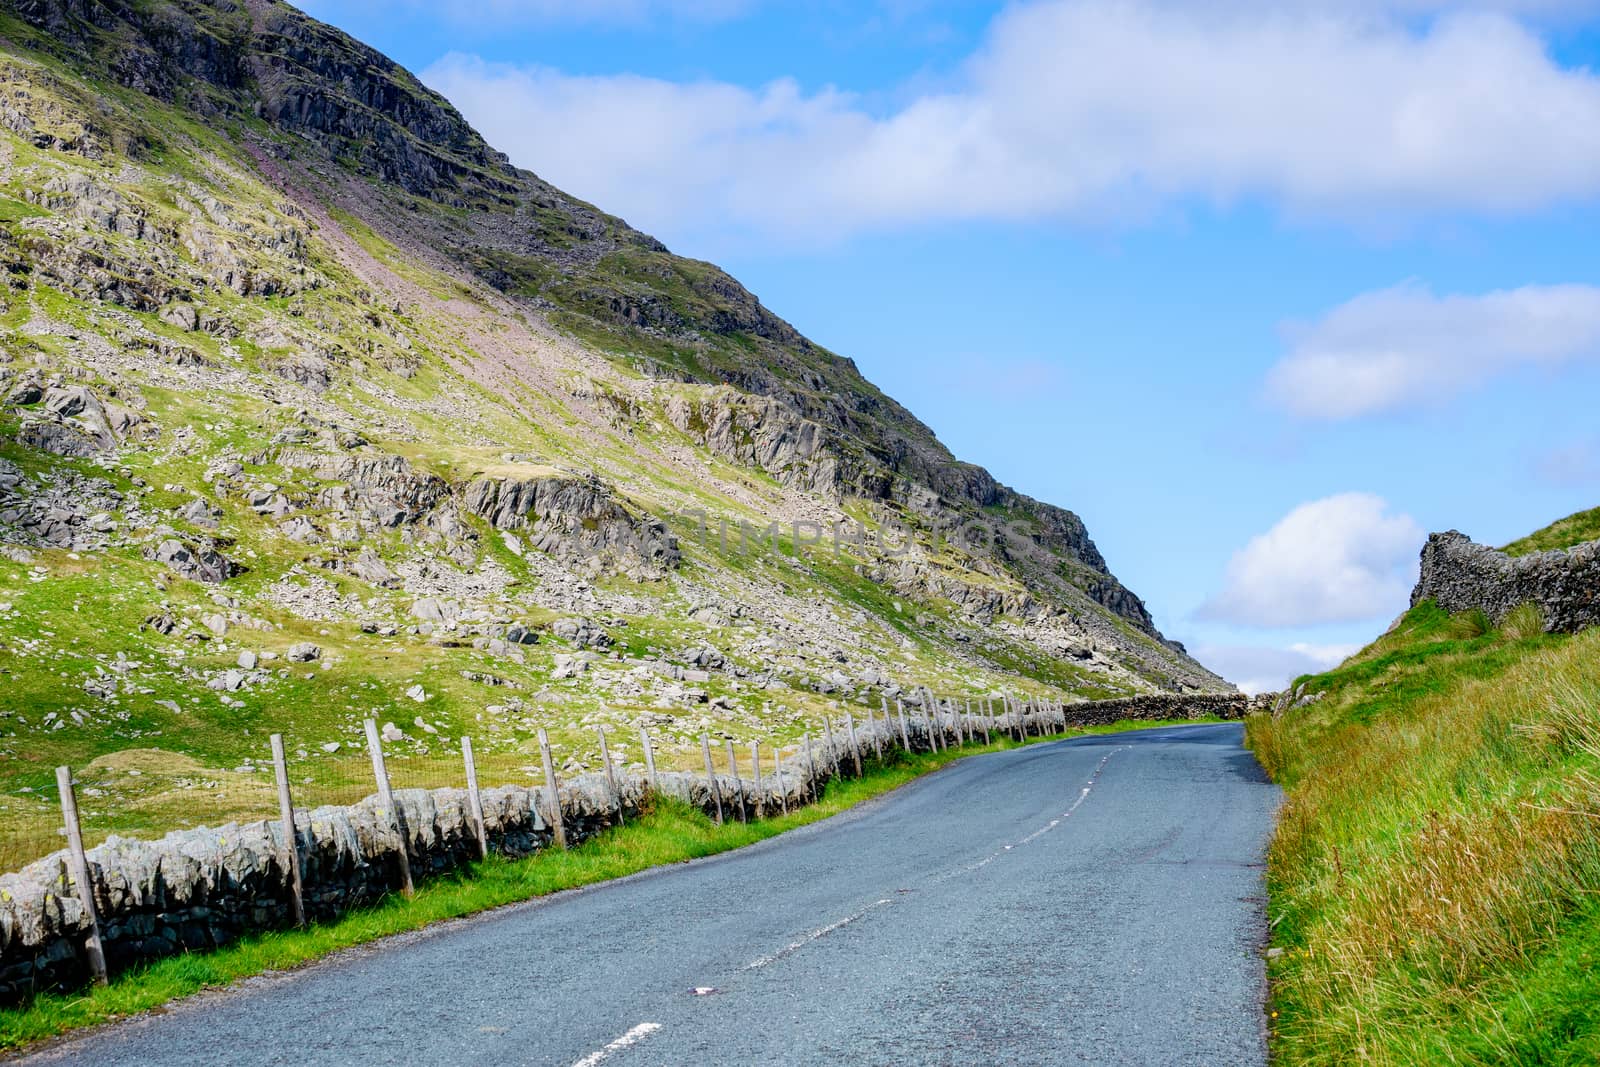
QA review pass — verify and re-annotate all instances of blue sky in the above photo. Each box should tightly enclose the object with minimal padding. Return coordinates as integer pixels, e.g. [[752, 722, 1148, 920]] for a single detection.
[[303, 0, 1600, 691]]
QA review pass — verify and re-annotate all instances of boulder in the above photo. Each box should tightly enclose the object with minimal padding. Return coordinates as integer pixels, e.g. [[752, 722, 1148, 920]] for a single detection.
[[146, 538, 239, 584], [549, 617, 611, 649]]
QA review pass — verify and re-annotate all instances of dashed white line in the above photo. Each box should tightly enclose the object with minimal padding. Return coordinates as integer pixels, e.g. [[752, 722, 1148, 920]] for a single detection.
[[569, 1022, 662, 1067], [736, 745, 1127, 979], [930, 745, 1126, 883], [742, 897, 894, 971]]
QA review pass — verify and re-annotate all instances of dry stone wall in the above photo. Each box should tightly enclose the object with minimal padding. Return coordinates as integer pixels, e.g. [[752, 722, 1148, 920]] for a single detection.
[[0, 692, 1254, 1004], [1412, 530, 1600, 633]]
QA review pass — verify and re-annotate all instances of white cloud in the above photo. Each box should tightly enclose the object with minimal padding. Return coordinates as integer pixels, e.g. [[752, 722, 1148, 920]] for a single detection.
[[1265, 283, 1600, 419], [1192, 641, 1361, 695], [1197, 493, 1424, 627], [422, 1, 1600, 245]]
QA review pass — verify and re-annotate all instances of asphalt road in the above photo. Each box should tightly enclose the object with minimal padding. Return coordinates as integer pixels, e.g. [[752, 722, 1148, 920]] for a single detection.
[[22, 722, 1281, 1067]]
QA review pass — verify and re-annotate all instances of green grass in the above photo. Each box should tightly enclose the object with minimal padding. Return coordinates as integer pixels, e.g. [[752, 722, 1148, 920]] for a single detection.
[[1502, 504, 1600, 556], [0, 718, 1206, 1051], [0, 196, 46, 222], [1249, 601, 1600, 1064]]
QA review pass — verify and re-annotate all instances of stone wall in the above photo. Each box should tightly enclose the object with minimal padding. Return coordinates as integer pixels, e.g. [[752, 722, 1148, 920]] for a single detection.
[[0, 692, 1255, 1005], [1053, 692, 1269, 724], [1411, 530, 1600, 632]]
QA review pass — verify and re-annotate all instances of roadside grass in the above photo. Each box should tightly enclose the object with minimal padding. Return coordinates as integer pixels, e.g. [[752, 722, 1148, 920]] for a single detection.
[[1249, 602, 1600, 1065], [0, 718, 1210, 1052]]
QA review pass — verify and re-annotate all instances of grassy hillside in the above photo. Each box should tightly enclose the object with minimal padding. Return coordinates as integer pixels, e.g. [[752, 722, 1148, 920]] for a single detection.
[[1503, 505, 1600, 557], [0, 0, 1225, 878], [1249, 600, 1600, 1064]]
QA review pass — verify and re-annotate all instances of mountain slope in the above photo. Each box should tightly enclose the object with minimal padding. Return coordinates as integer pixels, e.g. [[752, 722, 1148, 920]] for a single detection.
[[0, 0, 1225, 867]]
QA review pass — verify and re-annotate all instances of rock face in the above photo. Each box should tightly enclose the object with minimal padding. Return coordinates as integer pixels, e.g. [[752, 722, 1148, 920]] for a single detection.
[[0, 692, 1256, 1004], [1411, 530, 1600, 633], [463, 475, 679, 579], [665, 390, 837, 497]]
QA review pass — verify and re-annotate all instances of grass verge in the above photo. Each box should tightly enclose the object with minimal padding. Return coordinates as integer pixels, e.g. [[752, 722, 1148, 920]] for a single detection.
[[1249, 601, 1600, 1065], [0, 718, 1211, 1052]]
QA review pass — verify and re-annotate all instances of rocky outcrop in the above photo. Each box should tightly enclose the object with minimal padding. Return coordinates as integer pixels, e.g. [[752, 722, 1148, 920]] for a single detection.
[[146, 537, 241, 584], [13, 385, 141, 458], [276, 449, 450, 530], [665, 390, 839, 497], [1411, 530, 1600, 633], [463, 474, 679, 579]]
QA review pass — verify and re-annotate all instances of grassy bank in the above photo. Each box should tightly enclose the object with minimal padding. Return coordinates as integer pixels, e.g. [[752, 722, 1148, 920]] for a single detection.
[[1249, 601, 1600, 1064], [1502, 504, 1600, 556], [0, 718, 1208, 1053]]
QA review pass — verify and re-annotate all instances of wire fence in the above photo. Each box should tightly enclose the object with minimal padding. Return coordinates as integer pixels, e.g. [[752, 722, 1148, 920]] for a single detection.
[[0, 691, 1057, 876]]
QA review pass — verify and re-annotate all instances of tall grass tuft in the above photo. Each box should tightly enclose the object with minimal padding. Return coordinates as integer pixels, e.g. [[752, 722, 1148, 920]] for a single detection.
[[1499, 601, 1546, 641]]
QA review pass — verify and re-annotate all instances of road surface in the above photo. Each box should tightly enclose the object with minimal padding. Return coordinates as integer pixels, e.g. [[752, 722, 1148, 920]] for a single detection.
[[20, 722, 1281, 1066]]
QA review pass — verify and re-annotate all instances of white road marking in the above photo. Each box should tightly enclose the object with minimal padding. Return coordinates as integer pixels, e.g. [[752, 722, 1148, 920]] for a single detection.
[[930, 746, 1127, 884], [742, 898, 894, 971], [737, 745, 1127, 979], [569, 1022, 662, 1067]]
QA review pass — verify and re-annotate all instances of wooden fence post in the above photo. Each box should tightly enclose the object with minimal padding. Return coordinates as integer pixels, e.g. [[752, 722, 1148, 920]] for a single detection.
[[896, 699, 911, 753], [597, 726, 624, 827], [953, 699, 968, 745], [461, 735, 489, 860], [55, 766, 107, 987], [774, 745, 789, 814], [921, 699, 938, 753], [876, 698, 891, 760], [725, 739, 747, 823], [701, 733, 724, 825], [803, 732, 817, 800], [269, 734, 306, 927], [639, 724, 659, 795], [823, 717, 840, 776], [537, 727, 568, 850], [845, 713, 864, 777], [364, 719, 414, 897], [982, 698, 993, 745], [749, 741, 763, 819]]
